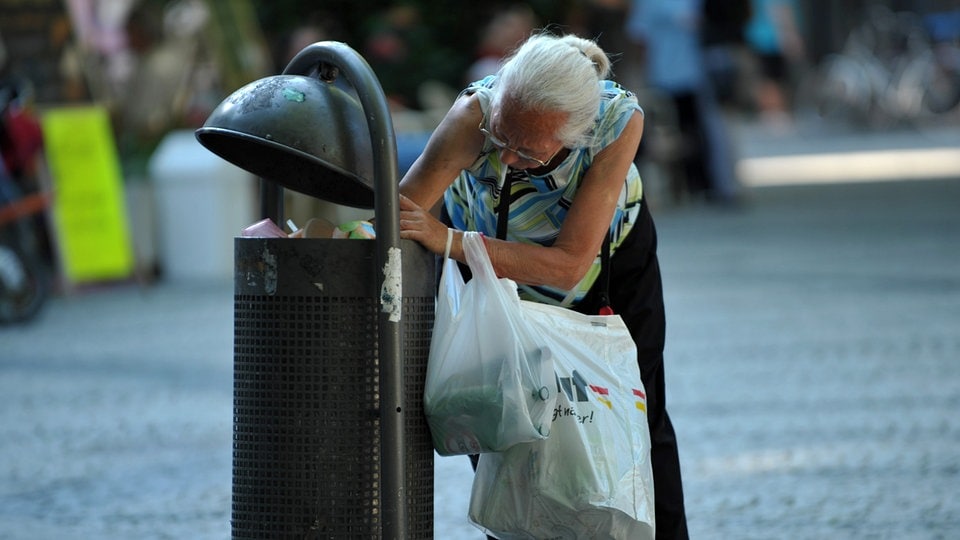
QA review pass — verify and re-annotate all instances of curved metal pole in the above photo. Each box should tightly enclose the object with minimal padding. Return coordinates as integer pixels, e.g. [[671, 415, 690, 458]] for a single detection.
[[283, 42, 406, 538]]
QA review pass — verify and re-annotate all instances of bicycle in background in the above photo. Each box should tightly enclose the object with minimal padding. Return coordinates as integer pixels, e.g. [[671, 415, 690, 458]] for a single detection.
[[919, 7, 960, 115], [797, 4, 960, 129], [0, 77, 51, 324]]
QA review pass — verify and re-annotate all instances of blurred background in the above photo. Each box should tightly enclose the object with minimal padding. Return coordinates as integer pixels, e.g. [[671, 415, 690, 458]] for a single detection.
[[0, 1, 958, 539], [0, 0, 957, 287], [0, 0, 958, 288]]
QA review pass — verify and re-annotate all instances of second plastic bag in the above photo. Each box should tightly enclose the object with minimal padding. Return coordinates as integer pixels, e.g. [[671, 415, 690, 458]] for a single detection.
[[468, 302, 656, 539], [424, 231, 557, 456]]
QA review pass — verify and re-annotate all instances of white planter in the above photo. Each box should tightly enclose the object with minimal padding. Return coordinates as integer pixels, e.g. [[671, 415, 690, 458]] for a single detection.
[[148, 130, 255, 281]]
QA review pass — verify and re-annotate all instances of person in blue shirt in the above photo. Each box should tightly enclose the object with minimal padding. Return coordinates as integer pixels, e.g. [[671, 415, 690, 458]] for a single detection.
[[746, 0, 805, 124], [627, 0, 740, 206]]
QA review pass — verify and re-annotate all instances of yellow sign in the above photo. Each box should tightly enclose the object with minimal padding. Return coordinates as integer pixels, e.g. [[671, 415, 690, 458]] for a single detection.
[[42, 106, 133, 283]]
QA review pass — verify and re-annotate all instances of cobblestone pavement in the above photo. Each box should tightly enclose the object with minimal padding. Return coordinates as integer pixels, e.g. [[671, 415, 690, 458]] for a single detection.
[[1, 172, 958, 536], [656, 179, 960, 540]]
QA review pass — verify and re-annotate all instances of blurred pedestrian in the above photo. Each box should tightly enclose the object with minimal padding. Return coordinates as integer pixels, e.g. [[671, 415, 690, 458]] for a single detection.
[[701, 0, 753, 109], [626, 0, 741, 204], [745, 0, 805, 126]]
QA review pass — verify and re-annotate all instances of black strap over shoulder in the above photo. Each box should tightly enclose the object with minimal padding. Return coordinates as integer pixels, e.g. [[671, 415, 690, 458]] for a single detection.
[[495, 172, 613, 314], [495, 172, 514, 241], [598, 231, 613, 314]]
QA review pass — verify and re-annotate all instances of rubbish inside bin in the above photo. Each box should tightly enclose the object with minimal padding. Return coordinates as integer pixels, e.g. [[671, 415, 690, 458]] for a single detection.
[[334, 220, 376, 239], [291, 217, 376, 239], [241, 218, 287, 238], [242, 217, 376, 239]]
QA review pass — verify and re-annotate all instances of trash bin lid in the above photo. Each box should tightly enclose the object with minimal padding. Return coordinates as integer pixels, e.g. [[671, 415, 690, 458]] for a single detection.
[[196, 74, 375, 209]]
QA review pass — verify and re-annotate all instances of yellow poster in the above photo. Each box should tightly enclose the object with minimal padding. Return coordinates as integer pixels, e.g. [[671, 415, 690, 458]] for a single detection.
[[42, 106, 133, 283]]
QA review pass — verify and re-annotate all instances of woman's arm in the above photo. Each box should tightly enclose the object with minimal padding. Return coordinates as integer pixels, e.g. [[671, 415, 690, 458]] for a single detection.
[[484, 109, 644, 289], [399, 93, 485, 210], [400, 109, 644, 290]]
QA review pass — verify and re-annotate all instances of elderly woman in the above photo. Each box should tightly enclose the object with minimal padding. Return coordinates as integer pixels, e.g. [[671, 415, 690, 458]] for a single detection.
[[399, 32, 689, 539]]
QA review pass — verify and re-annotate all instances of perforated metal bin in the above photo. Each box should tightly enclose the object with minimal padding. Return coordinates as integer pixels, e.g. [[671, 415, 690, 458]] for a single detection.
[[232, 237, 435, 539]]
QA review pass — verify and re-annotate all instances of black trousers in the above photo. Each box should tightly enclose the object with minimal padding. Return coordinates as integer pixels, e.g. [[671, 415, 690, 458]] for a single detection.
[[574, 199, 689, 540]]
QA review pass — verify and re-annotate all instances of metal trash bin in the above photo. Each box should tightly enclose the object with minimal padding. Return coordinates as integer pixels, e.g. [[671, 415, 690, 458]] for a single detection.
[[232, 237, 434, 538], [195, 41, 436, 538]]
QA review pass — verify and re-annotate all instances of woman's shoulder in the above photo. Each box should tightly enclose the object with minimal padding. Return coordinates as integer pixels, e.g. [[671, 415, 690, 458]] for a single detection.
[[599, 80, 641, 112], [460, 76, 497, 101], [592, 81, 642, 147]]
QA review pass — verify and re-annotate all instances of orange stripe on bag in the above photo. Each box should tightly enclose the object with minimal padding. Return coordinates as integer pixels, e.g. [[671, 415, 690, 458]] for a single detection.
[[633, 388, 647, 412], [589, 385, 613, 409], [589, 384, 609, 395]]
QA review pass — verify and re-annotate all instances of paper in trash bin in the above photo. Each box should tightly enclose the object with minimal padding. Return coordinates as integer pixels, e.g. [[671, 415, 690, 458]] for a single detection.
[[241, 218, 287, 238], [333, 220, 376, 239]]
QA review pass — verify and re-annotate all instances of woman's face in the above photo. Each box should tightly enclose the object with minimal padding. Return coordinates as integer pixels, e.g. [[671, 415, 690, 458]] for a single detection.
[[484, 101, 567, 170]]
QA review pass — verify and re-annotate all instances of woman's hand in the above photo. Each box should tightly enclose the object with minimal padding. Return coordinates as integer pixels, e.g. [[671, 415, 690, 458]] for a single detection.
[[399, 194, 450, 255]]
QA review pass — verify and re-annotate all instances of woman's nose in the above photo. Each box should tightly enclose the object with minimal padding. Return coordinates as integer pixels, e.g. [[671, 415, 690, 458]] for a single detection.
[[498, 147, 521, 167]]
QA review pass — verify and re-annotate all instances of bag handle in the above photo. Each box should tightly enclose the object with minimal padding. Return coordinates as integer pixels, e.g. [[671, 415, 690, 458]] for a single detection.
[[443, 227, 454, 261], [494, 172, 614, 315], [598, 232, 614, 315], [462, 231, 497, 283]]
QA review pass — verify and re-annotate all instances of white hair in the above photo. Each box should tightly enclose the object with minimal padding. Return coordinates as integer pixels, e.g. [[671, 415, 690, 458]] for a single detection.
[[491, 33, 611, 148]]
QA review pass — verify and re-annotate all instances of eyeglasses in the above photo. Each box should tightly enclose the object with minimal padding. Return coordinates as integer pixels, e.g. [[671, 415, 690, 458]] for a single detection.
[[478, 115, 562, 167]]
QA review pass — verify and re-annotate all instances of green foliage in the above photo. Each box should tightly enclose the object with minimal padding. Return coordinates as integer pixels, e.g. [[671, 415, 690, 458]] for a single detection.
[[252, 0, 576, 109]]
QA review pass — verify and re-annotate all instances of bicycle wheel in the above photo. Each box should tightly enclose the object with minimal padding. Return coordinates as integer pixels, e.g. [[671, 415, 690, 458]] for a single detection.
[[0, 241, 48, 324], [805, 54, 875, 126], [922, 46, 960, 114]]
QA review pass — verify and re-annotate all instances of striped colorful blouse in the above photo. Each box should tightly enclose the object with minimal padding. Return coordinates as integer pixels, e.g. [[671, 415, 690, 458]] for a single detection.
[[444, 76, 645, 307]]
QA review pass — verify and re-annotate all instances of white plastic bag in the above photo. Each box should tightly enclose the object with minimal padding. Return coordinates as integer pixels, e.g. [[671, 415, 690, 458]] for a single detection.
[[424, 232, 558, 456], [468, 302, 656, 540]]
